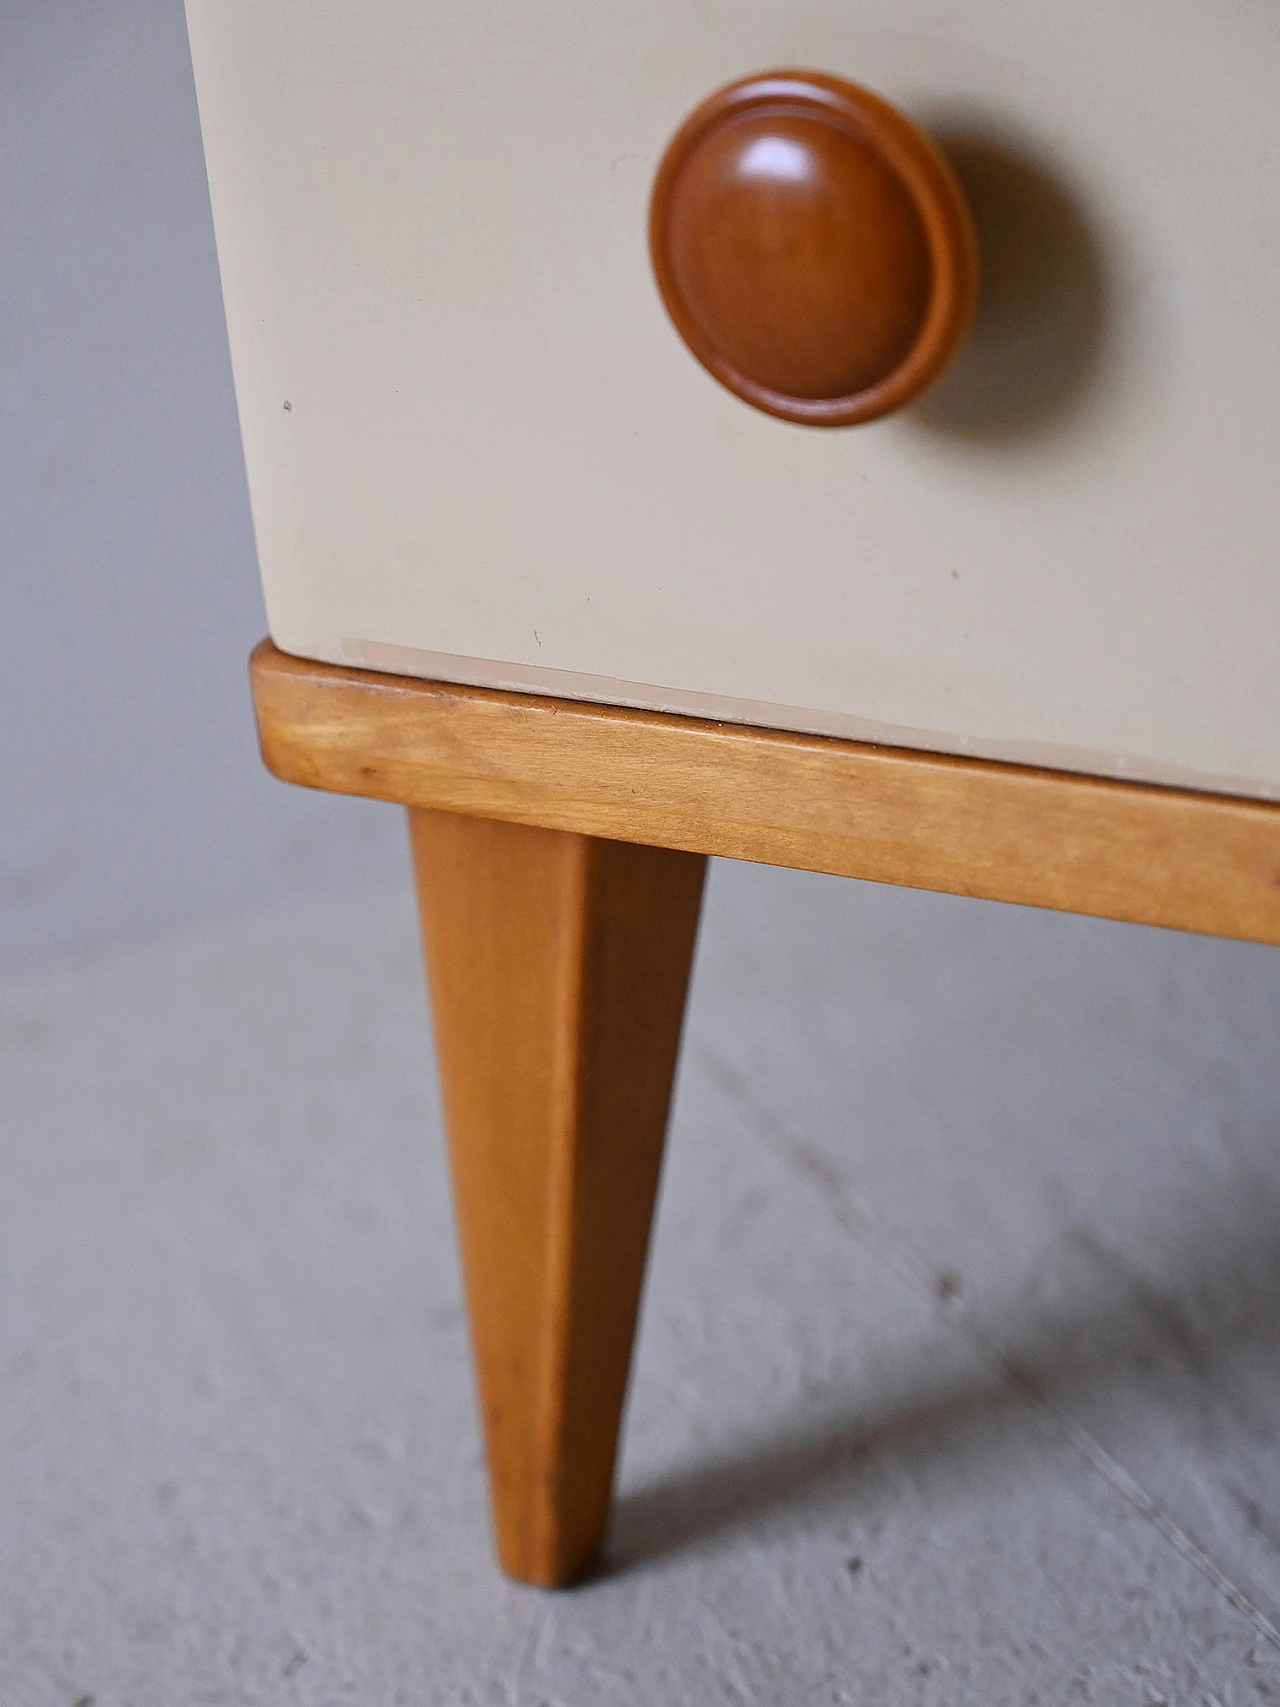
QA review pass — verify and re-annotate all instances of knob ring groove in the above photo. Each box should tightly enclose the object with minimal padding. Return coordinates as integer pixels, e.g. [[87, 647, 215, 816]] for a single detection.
[[649, 71, 979, 426]]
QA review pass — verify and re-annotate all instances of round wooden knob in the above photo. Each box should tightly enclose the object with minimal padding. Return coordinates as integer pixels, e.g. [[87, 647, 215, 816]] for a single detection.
[[649, 72, 978, 427]]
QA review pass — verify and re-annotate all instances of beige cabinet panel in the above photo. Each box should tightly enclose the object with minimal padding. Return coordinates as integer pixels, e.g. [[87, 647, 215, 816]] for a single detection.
[[186, 1, 1280, 799]]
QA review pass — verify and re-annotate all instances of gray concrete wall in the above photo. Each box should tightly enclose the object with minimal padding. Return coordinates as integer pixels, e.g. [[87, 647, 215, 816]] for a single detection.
[[0, 0, 406, 974]]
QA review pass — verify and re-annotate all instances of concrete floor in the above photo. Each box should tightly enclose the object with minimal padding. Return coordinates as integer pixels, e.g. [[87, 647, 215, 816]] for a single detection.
[[3, 858, 1279, 1704]]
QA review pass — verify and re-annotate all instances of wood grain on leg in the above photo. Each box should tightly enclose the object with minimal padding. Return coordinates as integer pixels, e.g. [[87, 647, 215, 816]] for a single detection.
[[409, 809, 706, 1586]]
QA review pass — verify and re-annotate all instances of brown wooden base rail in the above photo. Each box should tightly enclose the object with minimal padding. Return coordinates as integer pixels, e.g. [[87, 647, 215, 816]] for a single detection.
[[250, 639, 1280, 1586]]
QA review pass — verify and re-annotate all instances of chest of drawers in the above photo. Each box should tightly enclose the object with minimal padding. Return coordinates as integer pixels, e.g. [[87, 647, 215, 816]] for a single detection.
[[187, 1, 1280, 1589], [188, 0, 1280, 800]]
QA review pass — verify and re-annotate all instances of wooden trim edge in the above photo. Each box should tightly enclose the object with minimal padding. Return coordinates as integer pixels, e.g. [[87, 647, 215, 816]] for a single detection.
[[250, 641, 1280, 946]]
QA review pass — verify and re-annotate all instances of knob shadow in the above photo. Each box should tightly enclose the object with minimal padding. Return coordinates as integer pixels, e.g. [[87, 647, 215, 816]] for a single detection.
[[911, 123, 1112, 447]]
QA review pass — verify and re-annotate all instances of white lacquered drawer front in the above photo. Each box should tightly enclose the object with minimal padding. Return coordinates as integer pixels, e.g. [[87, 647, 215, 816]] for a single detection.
[[186, 0, 1280, 800]]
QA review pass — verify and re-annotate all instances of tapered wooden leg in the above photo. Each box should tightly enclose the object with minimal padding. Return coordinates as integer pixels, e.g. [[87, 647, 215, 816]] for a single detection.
[[408, 808, 707, 1587]]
